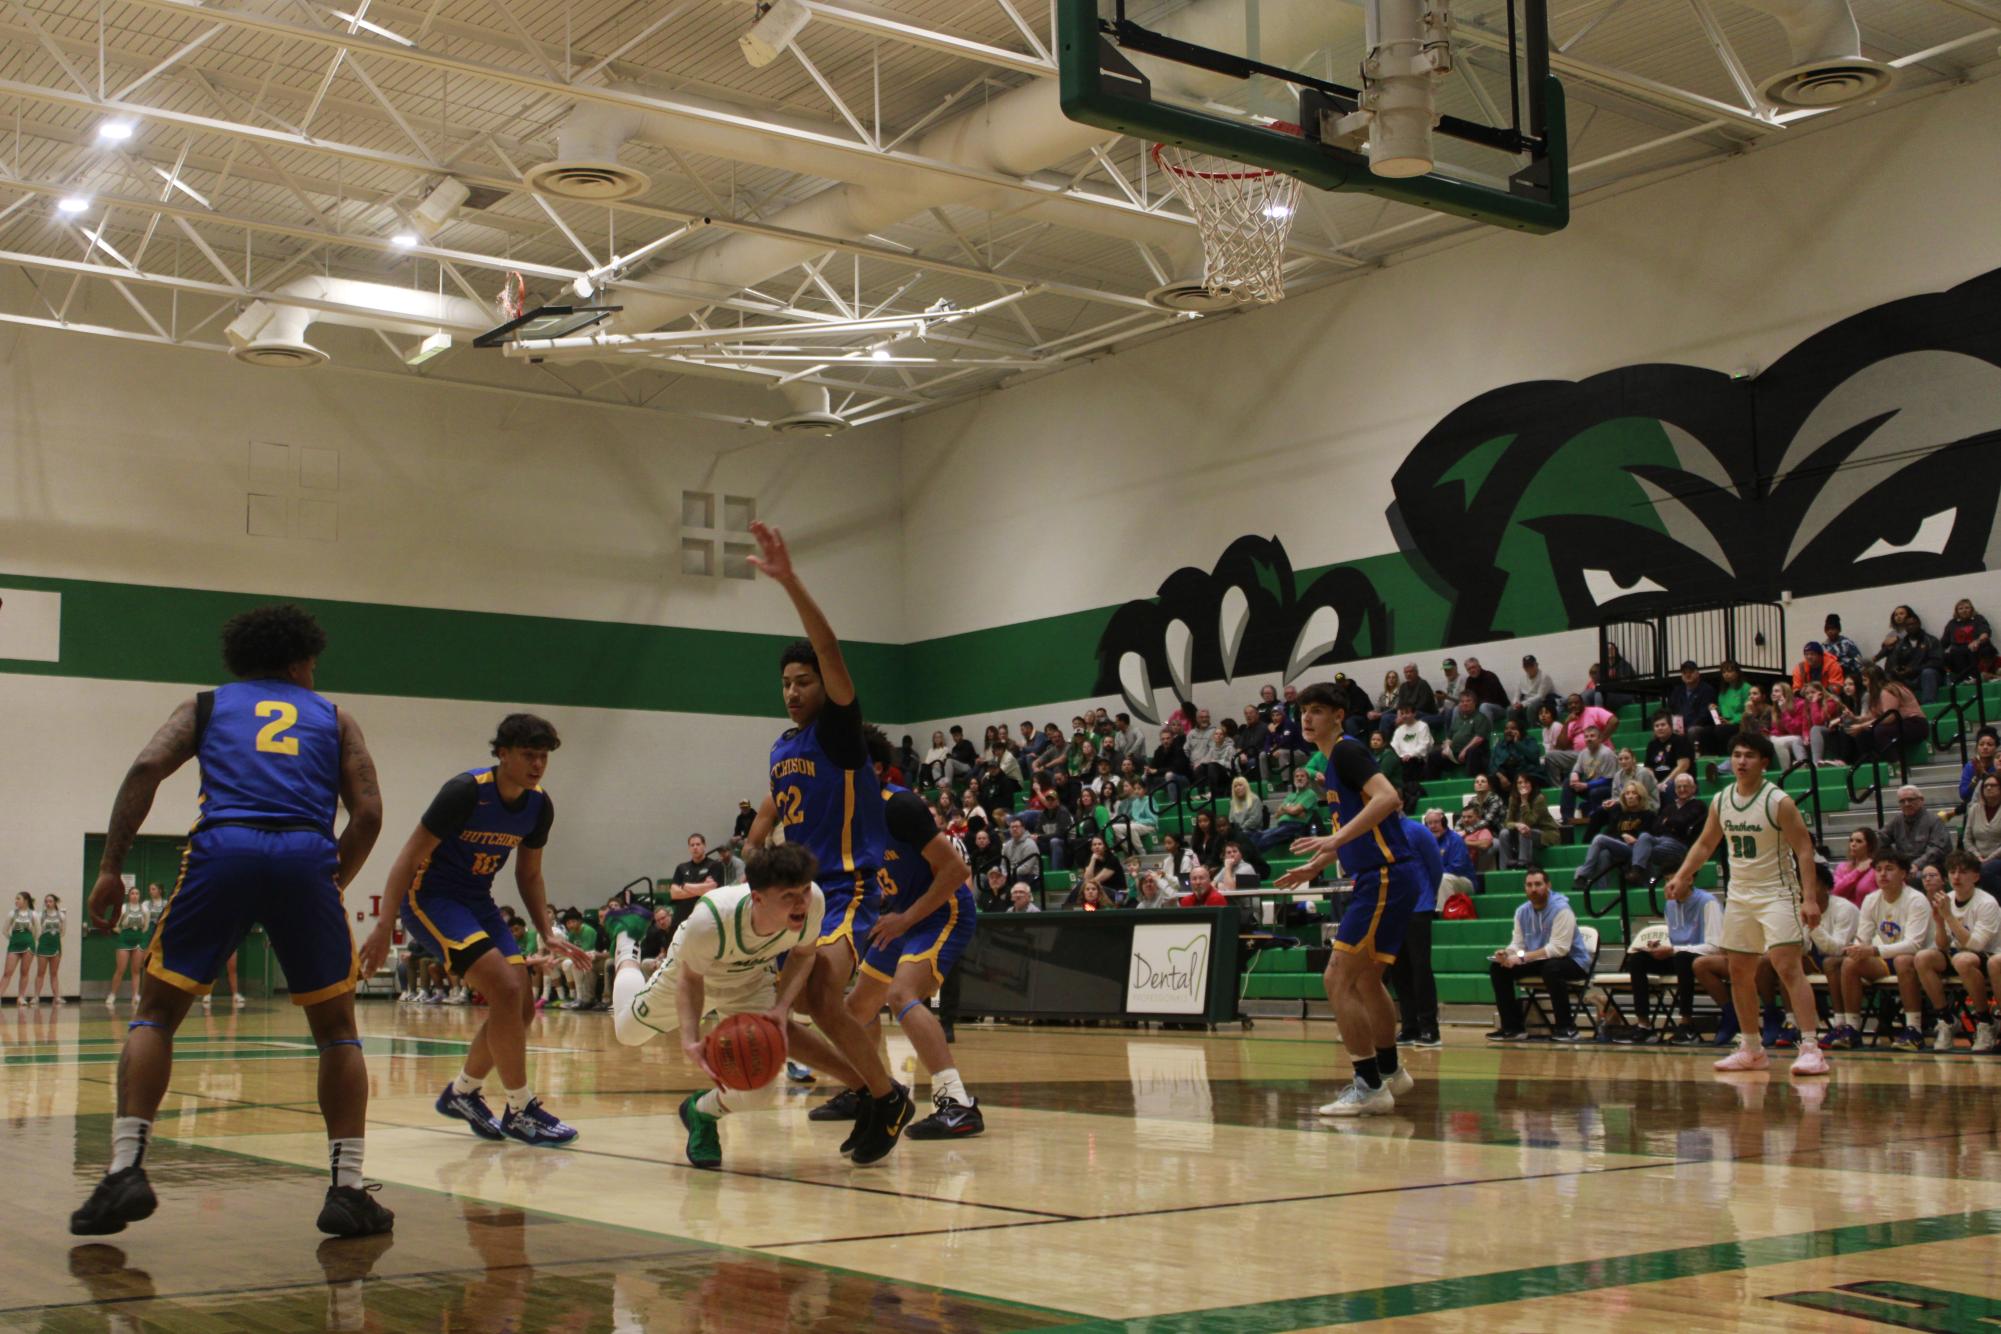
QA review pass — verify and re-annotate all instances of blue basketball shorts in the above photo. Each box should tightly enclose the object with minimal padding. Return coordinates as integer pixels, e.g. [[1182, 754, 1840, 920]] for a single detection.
[[150, 825, 355, 1005], [1332, 860, 1422, 965], [401, 884, 524, 976], [817, 869, 883, 960], [860, 888, 976, 988]]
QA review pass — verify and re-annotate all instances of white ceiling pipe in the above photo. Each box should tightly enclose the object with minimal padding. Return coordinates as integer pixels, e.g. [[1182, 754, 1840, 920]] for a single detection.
[[1734, 0, 1893, 107], [224, 275, 493, 367], [534, 0, 1353, 340]]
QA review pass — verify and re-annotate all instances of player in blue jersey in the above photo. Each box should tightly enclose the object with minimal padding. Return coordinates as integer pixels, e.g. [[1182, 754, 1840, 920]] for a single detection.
[[359, 713, 593, 1146], [1275, 681, 1423, 1118], [73, 605, 390, 1238], [811, 727, 983, 1138], [744, 520, 913, 1163]]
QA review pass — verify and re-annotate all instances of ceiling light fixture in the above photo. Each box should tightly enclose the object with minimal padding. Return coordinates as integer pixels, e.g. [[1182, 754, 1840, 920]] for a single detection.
[[97, 120, 136, 142], [391, 231, 420, 248], [57, 196, 91, 215], [740, 0, 810, 67]]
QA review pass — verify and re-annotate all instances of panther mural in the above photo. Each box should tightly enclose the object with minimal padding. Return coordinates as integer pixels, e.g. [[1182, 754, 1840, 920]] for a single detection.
[[1095, 267, 2001, 722]]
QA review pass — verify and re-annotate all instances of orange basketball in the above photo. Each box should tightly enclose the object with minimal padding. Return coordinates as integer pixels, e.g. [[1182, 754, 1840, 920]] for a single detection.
[[703, 1012, 786, 1091]]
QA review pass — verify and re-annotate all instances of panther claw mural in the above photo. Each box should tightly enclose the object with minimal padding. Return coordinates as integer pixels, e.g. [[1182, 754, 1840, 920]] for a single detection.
[[1096, 268, 2001, 723]]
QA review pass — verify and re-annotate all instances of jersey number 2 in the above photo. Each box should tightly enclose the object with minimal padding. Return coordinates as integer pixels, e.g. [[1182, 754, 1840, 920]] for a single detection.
[[776, 787, 805, 827], [255, 701, 300, 755]]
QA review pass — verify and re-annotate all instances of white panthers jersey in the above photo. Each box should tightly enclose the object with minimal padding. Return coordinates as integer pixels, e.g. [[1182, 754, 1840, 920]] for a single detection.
[[666, 883, 826, 996], [1712, 781, 1796, 901]]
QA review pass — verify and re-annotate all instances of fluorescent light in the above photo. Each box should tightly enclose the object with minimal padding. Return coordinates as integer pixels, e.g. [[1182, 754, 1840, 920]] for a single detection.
[[57, 196, 90, 215], [331, 9, 414, 44], [870, 346, 891, 361], [406, 331, 453, 365], [97, 120, 136, 142], [390, 231, 420, 248], [1262, 202, 1294, 220]]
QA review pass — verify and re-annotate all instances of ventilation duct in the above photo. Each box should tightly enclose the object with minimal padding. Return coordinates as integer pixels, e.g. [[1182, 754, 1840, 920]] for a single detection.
[[768, 382, 847, 434], [224, 277, 494, 368], [1737, 0, 1892, 108], [528, 1, 1352, 335]]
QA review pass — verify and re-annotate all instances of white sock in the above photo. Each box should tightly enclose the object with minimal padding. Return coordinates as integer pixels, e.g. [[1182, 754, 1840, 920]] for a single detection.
[[504, 1084, 533, 1113], [329, 1137, 365, 1190], [1739, 1033, 1763, 1053], [452, 1069, 483, 1096], [695, 1087, 727, 1118], [1797, 1028, 1819, 1047], [110, 1117, 151, 1173], [1905, 1010, 1923, 1030], [932, 1067, 970, 1106]]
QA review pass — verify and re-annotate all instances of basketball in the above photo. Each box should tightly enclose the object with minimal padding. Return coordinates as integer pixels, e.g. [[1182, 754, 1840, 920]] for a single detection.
[[703, 1013, 786, 1091]]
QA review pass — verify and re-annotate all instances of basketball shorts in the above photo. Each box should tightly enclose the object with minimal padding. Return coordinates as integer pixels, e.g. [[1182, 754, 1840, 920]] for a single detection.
[[860, 888, 977, 987], [1720, 892, 1806, 954], [816, 869, 883, 961], [1332, 860, 1422, 965], [151, 825, 355, 1005], [401, 887, 524, 976], [619, 954, 774, 1042]]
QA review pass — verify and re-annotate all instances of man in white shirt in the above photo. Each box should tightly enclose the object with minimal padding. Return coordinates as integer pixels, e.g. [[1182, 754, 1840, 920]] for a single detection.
[[1826, 851, 1933, 1050], [1912, 850, 2001, 1051], [1696, 872, 1856, 1050], [1514, 654, 1560, 725], [1390, 706, 1434, 766], [1620, 875, 1722, 1043]]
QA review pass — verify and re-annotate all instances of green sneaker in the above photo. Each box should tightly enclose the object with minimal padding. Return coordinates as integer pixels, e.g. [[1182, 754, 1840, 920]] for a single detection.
[[679, 1094, 721, 1170]]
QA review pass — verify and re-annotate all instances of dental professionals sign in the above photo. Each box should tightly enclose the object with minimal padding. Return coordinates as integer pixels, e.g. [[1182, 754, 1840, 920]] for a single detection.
[[1125, 922, 1211, 1015]]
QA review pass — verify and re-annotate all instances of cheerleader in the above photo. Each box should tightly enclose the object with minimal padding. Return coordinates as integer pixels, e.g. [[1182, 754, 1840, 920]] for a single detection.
[[106, 887, 150, 1008], [33, 893, 65, 1006], [3, 893, 34, 1005]]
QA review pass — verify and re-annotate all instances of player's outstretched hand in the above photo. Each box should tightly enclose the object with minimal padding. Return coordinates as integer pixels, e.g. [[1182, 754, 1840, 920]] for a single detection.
[[88, 871, 125, 932], [1289, 834, 1336, 859], [1272, 863, 1319, 891], [866, 910, 912, 950], [683, 1038, 722, 1085], [746, 521, 793, 583], [548, 936, 593, 970], [357, 920, 396, 979]]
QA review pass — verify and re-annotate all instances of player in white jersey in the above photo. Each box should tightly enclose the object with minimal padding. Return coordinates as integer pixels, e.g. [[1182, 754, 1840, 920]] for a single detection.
[[608, 843, 868, 1170], [1666, 732, 1829, 1075], [1909, 850, 2000, 1051]]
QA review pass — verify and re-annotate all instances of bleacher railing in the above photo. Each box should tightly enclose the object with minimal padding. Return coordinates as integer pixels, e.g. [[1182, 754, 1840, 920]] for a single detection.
[[1599, 599, 1787, 699]]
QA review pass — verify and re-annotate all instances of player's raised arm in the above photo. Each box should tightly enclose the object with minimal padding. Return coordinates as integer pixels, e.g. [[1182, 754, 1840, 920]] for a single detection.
[[747, 520, 855, 706], [334, 709, 384, 890], [91, 697, 199, 928]]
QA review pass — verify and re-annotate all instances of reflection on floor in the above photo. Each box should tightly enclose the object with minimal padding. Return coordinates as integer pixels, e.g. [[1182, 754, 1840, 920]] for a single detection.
[[4, 1001, 2000, 1330]]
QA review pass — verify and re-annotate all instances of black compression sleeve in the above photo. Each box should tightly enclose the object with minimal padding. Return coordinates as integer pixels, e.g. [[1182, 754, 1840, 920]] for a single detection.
[[885, 790, 941, 848], [814, 696, 868, 770], [523, 792, 555, 849], [419, 774, 480, 840], [1330, 738, 1379, 793]]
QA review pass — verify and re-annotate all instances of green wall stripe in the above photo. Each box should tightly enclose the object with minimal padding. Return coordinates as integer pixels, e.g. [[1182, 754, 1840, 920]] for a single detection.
[[1061, 1208, 2001, 1331], [0, 572, 904, 722]]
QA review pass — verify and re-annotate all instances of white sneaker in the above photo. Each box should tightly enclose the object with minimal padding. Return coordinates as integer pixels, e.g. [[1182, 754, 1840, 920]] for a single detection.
[[232, 993, 246, 1009], [1933, 1018, 1956, 1052], [1317, 1077, 1396, 1117], [1385, 1066, 1415, 1097], [201, 995, 211, 1011], [1974, 1021, 1997, 1053], [104, 997, 116, 1009]]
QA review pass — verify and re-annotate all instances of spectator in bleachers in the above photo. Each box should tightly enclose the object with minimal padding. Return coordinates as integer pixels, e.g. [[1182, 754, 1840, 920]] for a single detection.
[[1390, 705, 1434, 772], [1330, 673, 1374, 735], [1498, 773, 1560, 870], [1843, 666, 1927, 764], [1635, 771, 1704, 886], [1621, 871, 1722, 1043], [1017, 720, 1047, 762], [1792, 641, 1844, 698], [1145, 726, 1192, 805], [638, 906, 675, 970], [1033, 787, 1073, 871], [1438, 658, 1464, 706], [1460, 772, 1506, 863], [1216, 842, 1261, 892], [1558, 726, 1620, 828], [1369, 670, 1400, 739], [1110, 711, 1148, 763], [1787, 680, 1843, 766], [719, 838, 748, 885], [966, 827, 999, 882], [1822, 614, 1865, 686], [1078, 837, 1126, 904], [1000, 817, 1041, 888], [1006, 882, 1039, 913], [1486, 868, 1593, 1042], [1112, 779, 1159, 854], [1255, 769, 1321, 852], [1122, 871, 1167, 909], [665, 833, 722, 931], [1462, 656, 1509, 724], [1537, 701, 1565, 759], [1188, 809, 1223, 867], [1234, 705, 1270, 779], [1586, 748, 1657, 838], [1590, 640, 1637, 711], [1876, 605, 1944, 703], [1644, 712, 1694, 787], [733, 799, 756, 842], [1942, 597, 1996, 683], [1393, 662, 1440, 728], [1159, 832, 1197, 883], [1064, 880, 1118, 911], [1177, 864, 1228, 909], [1491, 716, 1543, 790], [1666, 660, 1725, 756], [1826, 851, 1933, 1050], [1371, 731, 1414, 806], [1963, 773, 2001, 891], [946, 725, 978, 780], [1189, 721, 1236, 798], [1226, 776, 1266, 834], [1715, 660, 1749, 736], [1422, 808, 1476, 902], [1543, 694, 1618, 788], [1260, 703, 1310, 786], [1513, 654, 1560, 728], [1913, 850, 2000, 1050], [1765, 682, 1813, 771], [1832, 828, 1879, 906], [919, 730, 951, 786], [1960, 726, 1999, 805], [1429, 691, 1493, 781], [1218, 820, 1271, 880], [1881, 785, 1951, 876], [1574, 782, 1654, 892]]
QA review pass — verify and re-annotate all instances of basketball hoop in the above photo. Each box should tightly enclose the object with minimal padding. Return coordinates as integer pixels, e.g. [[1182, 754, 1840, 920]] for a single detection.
[[1151, 123, 1302, 306], [497, 271, 527, 321]]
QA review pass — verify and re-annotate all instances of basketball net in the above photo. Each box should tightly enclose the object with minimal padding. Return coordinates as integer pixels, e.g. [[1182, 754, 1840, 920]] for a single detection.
[[498, 271, 527, 321], [1151, 126, 1302, 305]]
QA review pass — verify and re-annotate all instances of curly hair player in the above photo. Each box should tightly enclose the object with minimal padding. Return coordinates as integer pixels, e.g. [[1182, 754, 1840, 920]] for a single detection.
[[71, 604, 390, 1238], [359, 713, 594, 1146]]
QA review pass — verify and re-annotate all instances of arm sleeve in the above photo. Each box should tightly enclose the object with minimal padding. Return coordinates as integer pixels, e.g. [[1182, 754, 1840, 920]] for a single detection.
[[419, 774, 481, 840], [1544, 909, 1576, 961], [1330, 739, 1377, 792], [523, 793, 555, 849], [1688, 899, 1724, 956], [884, 791, 942, 847], [813, 696, 868, 771]]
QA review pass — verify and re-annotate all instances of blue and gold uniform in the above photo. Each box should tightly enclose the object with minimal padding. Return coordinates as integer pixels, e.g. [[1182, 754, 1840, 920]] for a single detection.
[[860, 784, 977, 987], [769, 696, 887, 958], [151, 679, 356, 1005], [401, 768, 553, 974], [1320, 736, 1422, 965]]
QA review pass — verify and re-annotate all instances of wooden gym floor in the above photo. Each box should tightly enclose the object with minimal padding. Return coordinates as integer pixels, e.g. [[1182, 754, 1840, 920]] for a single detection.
[[3, 1001, 2000, 1331]]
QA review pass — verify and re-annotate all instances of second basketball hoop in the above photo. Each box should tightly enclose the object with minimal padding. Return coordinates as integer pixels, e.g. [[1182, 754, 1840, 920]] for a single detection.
[[1151, 125, 1303, 310]]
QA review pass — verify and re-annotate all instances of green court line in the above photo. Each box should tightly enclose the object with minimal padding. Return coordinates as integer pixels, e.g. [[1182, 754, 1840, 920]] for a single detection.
[[1060, 1209, 2001, 1331]]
